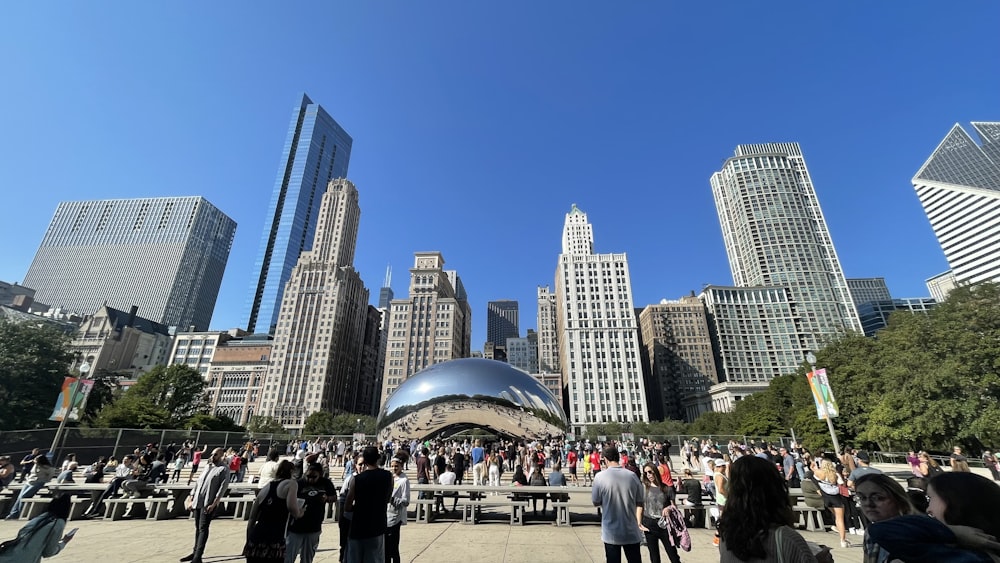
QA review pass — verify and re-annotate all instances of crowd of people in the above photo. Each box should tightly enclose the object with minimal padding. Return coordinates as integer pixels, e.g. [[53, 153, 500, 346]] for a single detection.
[[3, 434, 1000, 563]]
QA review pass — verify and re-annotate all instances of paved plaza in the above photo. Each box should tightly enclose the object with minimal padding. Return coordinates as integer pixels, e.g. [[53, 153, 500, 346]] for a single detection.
[[0, 511, 865, 563]]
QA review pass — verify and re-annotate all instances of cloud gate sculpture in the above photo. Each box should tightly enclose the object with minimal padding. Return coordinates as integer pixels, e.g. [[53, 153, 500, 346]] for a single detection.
[[376, 358, 568, 442]]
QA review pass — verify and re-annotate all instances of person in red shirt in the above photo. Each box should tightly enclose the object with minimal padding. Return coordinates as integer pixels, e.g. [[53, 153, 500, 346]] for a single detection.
[[589, 449, 602, 477], [657, 461, 674, 487], [566, 450, 578, 485]]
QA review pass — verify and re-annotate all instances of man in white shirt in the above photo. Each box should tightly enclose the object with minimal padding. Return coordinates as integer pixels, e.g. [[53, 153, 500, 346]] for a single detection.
[[436, 464, 458, 513], [256, 449, 280, 487]]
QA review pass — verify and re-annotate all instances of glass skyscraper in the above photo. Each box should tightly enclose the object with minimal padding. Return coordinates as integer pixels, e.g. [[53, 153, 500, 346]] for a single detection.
[[245, 94, 353, 334], [23, 196, 236, 331]]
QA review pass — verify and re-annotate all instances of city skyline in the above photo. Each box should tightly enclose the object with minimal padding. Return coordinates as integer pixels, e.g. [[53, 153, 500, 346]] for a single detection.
[[1, 3, 996, 348]]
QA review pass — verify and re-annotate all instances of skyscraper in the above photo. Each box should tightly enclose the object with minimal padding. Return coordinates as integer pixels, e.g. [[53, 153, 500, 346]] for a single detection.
[[486, 299, 519, 346], [379, 252, 471, 408], [846, 278, 892, 309], [23, 197, 236, 331], [258, 180, 374, 430], [245, 94, 353, 334], [536, 285, 560, 373], [707, 143, 860, 407], [913, 122, 1000, 296], [555, 205, 648, 433]]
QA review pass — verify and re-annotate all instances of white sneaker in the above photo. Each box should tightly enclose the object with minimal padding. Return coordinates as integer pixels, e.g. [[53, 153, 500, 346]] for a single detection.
[[848, 527, 857, 535]]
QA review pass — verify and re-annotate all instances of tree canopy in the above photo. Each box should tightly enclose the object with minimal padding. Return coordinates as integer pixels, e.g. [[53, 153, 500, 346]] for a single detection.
[[0, 320, 75, 430], [302, 412, 376, 436], [93, 364, 209, 429]]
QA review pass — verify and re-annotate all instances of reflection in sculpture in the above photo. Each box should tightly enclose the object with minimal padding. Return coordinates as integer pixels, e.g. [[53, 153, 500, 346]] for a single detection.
[[376, 358, 568, 442]]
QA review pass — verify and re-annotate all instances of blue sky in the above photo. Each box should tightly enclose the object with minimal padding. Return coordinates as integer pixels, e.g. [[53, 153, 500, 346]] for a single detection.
[[2, 2, 997, 347]]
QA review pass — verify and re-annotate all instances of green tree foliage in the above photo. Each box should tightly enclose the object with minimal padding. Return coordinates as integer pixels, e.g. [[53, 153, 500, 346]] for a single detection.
[[247, 415, 286, 435], [303, 412, 377, 436], [94, 364, 207, 429], [0, 320, 75, 430]]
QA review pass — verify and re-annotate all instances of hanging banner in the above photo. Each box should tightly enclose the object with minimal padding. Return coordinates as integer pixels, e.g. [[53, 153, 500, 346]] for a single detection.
[[49, 377, 95, 422], [806, 369, 839, 419]]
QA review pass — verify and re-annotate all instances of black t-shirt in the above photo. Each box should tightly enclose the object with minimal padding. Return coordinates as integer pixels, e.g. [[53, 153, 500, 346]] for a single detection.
[[453, 452, 465, 472], [434, 455, 446, 476], [289, 477, 336, 534], [349, 469, 392, 539], [682, 478, 703, 505]]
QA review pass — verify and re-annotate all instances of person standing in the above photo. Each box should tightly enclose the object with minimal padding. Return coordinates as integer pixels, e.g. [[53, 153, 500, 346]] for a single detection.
[[258, 449, 281, 488], [244, 460, 303, 563], [470, 439, 485, 486], [181, 448, 229, 563], [639, 463, 682, 563], [591, 445, 645, 563], [344, 446, 392, 563], [286, 463, 336, 563], [949, 446, 971, 472], [187, 445, 208, 485], [385, 456, 410, 563]]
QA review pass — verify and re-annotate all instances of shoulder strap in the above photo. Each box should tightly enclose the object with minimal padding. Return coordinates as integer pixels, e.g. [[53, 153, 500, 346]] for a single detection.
[[775, 526, 784, 563]]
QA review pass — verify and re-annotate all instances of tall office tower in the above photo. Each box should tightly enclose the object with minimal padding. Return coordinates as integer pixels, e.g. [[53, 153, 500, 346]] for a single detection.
[[912, 122, 1000, 298], [711, 143, 861, 348], [506, 330, 538, 373], [355, 305, 386, 416], [536, 285, 560, 373], [638, 296, 718, 422], [23, 197, 236, 331], [245, 94, 353, 334], [555, 205, 648, 434], [699, 286, 800, 411], [378, 265, 394, 308], [486, 300, 519, 346], [258, 180, 371, 430], [846, 278, 892, 308], [379, 252, 471, 407]]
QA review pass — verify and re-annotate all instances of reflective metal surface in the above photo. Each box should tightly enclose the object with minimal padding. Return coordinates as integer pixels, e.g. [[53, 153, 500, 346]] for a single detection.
[[376, 358, 568, 441]]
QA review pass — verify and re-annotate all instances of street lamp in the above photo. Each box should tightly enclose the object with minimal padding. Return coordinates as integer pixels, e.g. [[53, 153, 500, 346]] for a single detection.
[[805, 352, 841, 456]]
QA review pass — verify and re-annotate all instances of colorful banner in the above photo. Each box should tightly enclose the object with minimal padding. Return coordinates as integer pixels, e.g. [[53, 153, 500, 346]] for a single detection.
[[806, 368, 839, 419], [49, 377, 95, 422]]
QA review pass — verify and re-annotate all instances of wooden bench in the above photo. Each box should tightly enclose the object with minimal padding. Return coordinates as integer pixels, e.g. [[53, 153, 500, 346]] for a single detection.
[[464, 496, 530, 525], [680, 504, 718, 528], [411, 498, 438, 523], [551, 499, 597, 527]]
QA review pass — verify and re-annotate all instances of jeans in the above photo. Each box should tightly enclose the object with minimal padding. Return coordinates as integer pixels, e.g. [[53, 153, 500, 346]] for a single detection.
[[5, 481, 43, 518], [385, 523, 402, 563], [338, 513, 352, 562], [286, 531, 321, 563], [346, 535, 384, 563], [191, 507, 216, 563], [604, 542, 642, 563]]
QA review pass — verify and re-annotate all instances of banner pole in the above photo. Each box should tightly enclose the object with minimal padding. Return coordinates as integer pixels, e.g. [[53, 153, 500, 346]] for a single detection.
[[49, 380, 81, 457]]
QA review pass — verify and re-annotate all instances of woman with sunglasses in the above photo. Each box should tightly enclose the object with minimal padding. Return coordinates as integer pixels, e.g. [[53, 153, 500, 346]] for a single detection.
[[639, 463, 682, 563]]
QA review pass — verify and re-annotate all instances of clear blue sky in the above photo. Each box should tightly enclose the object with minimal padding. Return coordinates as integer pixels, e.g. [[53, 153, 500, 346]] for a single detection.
[[2, 2, 997, 347]]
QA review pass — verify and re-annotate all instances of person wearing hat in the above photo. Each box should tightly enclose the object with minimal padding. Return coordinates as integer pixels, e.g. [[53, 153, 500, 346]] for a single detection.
[[847, 451, 882, 489]]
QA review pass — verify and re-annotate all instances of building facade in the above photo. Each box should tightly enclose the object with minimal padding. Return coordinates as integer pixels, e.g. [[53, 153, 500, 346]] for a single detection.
[[507, 330, 539, 374], [846, 278, 893, 309], [926, 270, 958, 302], [486, 300, 519, 347], [912, 122, 1000, 298], [23, 197, 236, 331], [857, 298, 937, 337], [698, 286, 800, 412], [536, 285, 560, 373], [205, 335, 271, 426], [257, 180, 373, 430], [245, 94, 353, 335], [69, 305, 173, 379], [707, 143, 860, 402], [555, 205, 648, 434], [169, 330, 239, 378], [379, 252, 471, 407], [638, 296, 717, 422]]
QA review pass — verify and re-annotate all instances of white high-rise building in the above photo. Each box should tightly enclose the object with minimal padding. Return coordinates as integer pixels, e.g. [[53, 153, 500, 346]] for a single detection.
[[707, 143, 860, 406], [555, 204, 648, 434], [913, 122, 1000, 296], [536, 285, 560, 373]]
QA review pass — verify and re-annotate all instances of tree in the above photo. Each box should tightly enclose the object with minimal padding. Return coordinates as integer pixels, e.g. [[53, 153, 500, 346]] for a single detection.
[[94, 364, 207, 429], [302, 413, 376, 436], [247, 415, 286, 435], [302, 411, 337, 435], [0, 320, 75, 430], [185, 413, 245, 432]]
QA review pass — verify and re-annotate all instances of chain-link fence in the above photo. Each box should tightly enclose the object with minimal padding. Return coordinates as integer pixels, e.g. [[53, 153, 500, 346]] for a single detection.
[[0, 428, 374, 465]]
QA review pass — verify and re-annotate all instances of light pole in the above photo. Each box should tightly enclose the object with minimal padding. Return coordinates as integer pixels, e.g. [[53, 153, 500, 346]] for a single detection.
[[806, 352, 840, 455]]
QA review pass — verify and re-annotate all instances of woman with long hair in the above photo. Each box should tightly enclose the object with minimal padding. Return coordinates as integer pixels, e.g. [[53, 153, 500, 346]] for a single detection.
[[814, 459, 850, 548], [487, 452, 502, 488], [0, 494, 75, 563], [917, 451, 943, 478], [639, 463, 682, 563], [242, 460, 304, 563], [718, 456, 817, 562], [869, 472, 1000, 561]]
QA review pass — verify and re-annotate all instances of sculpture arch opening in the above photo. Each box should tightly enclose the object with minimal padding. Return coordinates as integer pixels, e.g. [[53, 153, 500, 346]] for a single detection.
[[376, 358, 568, 442]]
